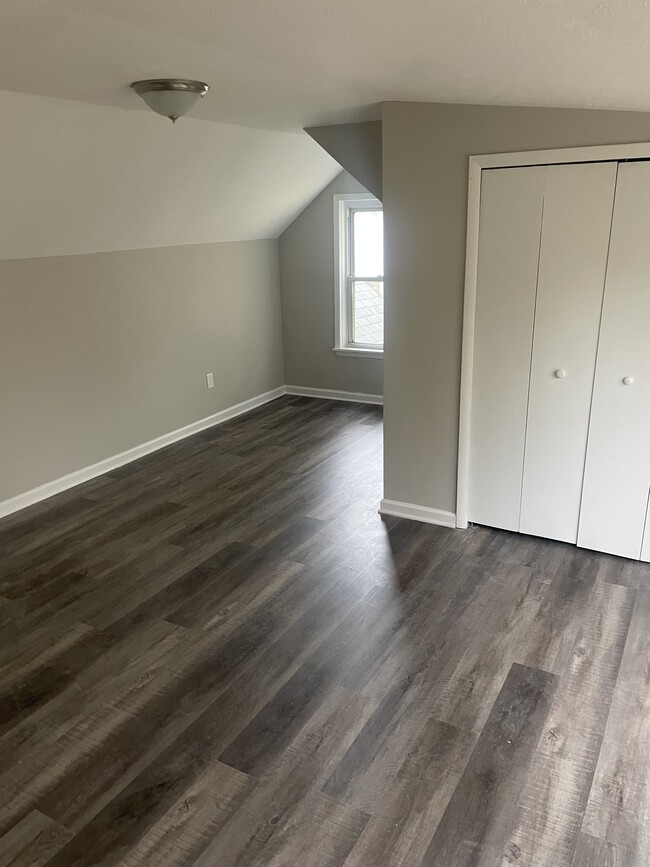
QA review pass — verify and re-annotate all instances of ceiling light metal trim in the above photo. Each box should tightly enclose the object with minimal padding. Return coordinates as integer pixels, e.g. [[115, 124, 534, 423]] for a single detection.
[[131, 79, 209, 97]]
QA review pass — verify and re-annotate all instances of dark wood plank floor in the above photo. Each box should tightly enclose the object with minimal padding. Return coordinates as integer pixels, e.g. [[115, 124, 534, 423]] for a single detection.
[[0, 395, 649, 866]]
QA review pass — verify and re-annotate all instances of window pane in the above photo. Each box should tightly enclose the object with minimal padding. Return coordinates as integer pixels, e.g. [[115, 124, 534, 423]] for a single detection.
[[352, 209, 383, 277], [352, 280, 384, 345]]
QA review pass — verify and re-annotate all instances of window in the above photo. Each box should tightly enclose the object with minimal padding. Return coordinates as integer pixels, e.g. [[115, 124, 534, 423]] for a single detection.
[[333, 194, 384, 357]]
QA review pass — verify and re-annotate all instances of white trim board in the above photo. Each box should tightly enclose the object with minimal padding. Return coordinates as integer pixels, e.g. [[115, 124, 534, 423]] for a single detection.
[[471, 141, 650, 169], [456, 140, 650, 531], [285, 385, 383, 405], [379, 498, 457, 528], [0, 386, 285, 520]]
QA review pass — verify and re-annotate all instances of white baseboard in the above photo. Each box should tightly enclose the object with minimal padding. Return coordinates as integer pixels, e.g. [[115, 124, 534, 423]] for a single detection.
[[285, 385, 383, 405], [379, 498, 457, 528], [0, 386, 285, 520]]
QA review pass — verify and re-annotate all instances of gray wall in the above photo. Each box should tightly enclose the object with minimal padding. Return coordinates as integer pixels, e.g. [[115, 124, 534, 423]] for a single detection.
[[382, 101, 650, 515], [0, 240, 283, 500], [306, 122, 383, 200], [279, 171, 383, 396]]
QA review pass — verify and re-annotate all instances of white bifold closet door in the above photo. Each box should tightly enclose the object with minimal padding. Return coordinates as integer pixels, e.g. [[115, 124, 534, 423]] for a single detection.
[[470, 161, 617, 539], [642, 514, 650, 563], [578, 161, 650, 561], [469, 166, 545, 531], [519, 162, 617, 542]]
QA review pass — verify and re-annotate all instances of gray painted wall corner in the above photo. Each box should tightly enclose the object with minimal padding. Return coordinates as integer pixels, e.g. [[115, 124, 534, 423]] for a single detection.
[[279, 171, 383, 397], [0, 239, 284, 500]]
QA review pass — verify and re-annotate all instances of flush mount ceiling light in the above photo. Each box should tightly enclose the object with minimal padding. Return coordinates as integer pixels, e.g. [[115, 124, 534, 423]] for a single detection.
[[130, 79, 210, 123]]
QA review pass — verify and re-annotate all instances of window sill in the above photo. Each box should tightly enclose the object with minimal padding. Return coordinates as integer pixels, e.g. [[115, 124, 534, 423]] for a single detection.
[[333, 347, 384, 359]]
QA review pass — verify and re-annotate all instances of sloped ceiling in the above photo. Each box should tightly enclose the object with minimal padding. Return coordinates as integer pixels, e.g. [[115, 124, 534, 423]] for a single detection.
[[0, 90, 340, 261], [2, 0, 650, 132]]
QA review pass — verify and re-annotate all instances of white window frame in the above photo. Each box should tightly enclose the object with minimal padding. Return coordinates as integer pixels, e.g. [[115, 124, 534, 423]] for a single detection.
[[333, 193, 384, 358]]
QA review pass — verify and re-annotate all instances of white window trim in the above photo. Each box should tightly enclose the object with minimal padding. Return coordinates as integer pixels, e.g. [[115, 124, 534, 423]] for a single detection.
[[333, 193, 384, 358]]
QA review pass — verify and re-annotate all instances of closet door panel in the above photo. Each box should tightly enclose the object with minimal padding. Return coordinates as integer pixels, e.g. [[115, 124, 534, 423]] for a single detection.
[[469, 166, 545, 531], [519, 162, 617, 543], [641, 503, 650, 564], [578, 161, 650, 560]]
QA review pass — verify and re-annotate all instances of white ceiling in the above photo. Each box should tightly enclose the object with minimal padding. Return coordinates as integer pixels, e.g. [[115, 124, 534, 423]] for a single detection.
[[2, 0, 650, 132]]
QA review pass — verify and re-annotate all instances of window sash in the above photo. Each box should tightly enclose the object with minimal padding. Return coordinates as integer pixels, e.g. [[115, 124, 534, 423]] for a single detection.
[[347, 277, 384, 347], [348, 207, 384, 282]]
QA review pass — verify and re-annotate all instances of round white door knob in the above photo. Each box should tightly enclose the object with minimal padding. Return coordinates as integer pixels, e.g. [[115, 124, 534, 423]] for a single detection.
[[623, 376, 635, 385], [554, 369, 566, 379]]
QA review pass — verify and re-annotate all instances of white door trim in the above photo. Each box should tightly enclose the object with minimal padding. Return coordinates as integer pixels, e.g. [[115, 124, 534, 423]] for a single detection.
[[456, 140, 650, 530]]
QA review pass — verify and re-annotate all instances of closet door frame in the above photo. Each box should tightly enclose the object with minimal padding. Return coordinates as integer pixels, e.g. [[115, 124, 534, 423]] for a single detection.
[[456, 141, 650, 530]]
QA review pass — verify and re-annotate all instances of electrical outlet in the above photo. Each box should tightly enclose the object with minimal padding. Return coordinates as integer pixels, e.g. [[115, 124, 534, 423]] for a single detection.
[[206, 372, 214, 389]]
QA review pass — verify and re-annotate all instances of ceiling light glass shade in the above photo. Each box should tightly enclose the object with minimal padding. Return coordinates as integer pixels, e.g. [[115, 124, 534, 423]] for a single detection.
[[131, 79, 209, 123]]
